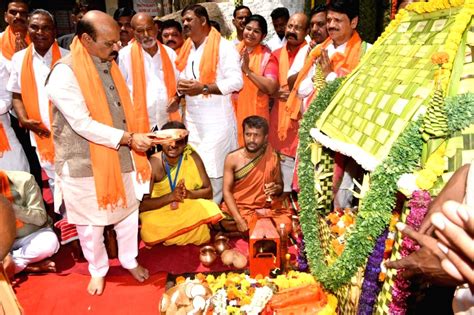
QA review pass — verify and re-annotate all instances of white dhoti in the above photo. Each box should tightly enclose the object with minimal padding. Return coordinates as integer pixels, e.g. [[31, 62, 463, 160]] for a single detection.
[[11, 227, 59, 274]]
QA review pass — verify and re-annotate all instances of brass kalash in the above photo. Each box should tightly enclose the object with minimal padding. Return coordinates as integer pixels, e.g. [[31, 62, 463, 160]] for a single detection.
[[249, 209, 281, 278]]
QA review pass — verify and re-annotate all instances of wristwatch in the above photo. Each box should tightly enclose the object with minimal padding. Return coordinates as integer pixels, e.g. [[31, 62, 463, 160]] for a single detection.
[[202, 84, 210, 95]]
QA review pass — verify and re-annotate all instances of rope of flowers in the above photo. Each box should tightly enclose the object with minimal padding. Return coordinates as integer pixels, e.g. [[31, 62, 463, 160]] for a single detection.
[[356, 230, 389, 315], [388, 190, 431, 314]]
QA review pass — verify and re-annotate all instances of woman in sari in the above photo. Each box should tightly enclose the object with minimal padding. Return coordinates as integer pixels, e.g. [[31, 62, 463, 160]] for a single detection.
[[233, 14, 279, 146]]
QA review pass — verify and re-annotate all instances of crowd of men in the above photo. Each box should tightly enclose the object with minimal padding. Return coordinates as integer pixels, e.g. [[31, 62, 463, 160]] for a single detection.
[[0, 0, 471, 311]]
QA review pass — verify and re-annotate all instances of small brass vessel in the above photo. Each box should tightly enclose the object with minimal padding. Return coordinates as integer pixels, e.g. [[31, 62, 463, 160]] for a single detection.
[[199, 245, 217, 267], [214, 235, 230, 254]]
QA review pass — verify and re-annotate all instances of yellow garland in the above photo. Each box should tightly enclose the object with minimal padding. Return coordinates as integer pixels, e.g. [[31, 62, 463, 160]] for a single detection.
[[415, 142, 446, 190]]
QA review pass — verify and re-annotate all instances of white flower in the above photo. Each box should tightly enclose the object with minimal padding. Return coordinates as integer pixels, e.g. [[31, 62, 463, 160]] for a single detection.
[[397, 173, 419, 196]]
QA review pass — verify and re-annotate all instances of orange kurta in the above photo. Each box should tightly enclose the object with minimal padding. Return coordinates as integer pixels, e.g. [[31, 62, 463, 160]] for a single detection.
[[221, 145, 292, 230]]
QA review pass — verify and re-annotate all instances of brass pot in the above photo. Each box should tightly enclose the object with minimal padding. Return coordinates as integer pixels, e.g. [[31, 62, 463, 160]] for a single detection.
[[214, 235, 230, 254], [199, 245, 217, 267]]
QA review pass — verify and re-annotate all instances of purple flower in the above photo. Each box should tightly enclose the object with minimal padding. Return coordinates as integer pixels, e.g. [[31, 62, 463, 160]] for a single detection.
[[357, 230, 389, 315]]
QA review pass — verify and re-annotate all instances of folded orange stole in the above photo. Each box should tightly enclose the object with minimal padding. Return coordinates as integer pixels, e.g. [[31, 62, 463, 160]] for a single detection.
[[20, 42, 62, 163], [130, 40, 180, 132], [234, 43, 269, 146], [70, 37, 150, 210], [0, 26, 31, 61], [221, 145, 291, 228], [175, 27, 220, 85]]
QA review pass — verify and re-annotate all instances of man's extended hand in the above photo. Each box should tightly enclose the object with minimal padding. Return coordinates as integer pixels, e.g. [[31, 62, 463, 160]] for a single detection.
[[264, 182, 282, 197], [20, 119, 51, 138], [385, 222, 461, 286], [166, 96, 180, 113], [432, 201, 474, 286], [131, 133, 155, 152], [235, 217, 249, 233], [177, 79, 204, 96]]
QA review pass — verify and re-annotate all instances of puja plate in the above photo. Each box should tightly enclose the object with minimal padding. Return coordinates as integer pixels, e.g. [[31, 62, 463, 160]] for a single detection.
[[151, 129, 189, 144]]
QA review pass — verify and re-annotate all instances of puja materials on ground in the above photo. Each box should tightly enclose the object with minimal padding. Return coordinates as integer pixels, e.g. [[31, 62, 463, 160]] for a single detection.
[[159, 280, 212, 315]]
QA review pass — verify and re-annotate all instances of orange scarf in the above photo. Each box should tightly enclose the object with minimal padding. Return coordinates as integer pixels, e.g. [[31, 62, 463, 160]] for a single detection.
[[275, 42, 307, 144], [0, 123, 11, 154], [234, 43, 269, 145], [20, 42, 61, 164], [70, 37, 150, 210], [175, 27, 220, 84], [0, 170, 23, 228], [130, 40, 180, 132], [0, 26, 31, 60], [279, 32, 363, 140]]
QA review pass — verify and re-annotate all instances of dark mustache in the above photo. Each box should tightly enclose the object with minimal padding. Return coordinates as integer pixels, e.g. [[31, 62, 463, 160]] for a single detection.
[[166, 40, 176, 45], [328, 28, 339, 32], [285, 32, 297, 40]]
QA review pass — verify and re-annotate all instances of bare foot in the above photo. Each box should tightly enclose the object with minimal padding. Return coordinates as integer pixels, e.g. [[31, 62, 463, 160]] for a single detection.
[[24, 259, 56, 273], [128, 265, 149, 282], [87, 277, 105, 295]]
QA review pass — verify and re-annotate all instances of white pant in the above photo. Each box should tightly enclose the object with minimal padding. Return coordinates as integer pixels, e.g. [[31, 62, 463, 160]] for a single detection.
[[75, 210, 139, 277], [210, 177, 223, 204], [280, 155, 295, 193], [11, 227, 59, 274]]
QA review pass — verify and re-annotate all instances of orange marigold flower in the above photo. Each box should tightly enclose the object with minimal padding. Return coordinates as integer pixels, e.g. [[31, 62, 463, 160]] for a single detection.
[[196, 273, 206, 281], [431, 52, 449, 65], [176, 276, 186, 284]]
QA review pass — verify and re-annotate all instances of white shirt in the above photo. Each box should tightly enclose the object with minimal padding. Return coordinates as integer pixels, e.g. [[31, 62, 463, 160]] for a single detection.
[[7, 44, 69, 147], [297, 40, 372, 98], [178, 36, 243, 178], [118, 43, 178, 130], [266, 34, 287, 52]]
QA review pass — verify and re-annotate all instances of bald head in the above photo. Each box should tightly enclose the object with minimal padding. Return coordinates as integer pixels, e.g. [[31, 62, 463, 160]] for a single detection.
[[130, 12, 158, 52], [131, 12, 153, 29], [285, 12, 309, 48], [77, 10, 120, 62]]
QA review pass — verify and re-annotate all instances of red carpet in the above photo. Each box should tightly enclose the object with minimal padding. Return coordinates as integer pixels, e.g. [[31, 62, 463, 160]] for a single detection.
[[54, 238, 249, 277], [15, 272, 167, 314]]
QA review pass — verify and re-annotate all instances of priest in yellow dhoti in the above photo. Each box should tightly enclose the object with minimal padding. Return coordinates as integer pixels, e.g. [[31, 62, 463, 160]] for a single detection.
[[139, 122, 223, 246]]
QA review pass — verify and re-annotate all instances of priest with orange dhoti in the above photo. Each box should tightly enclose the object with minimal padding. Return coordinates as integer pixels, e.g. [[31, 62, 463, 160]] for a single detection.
[[222, 116, 292, 234], [232, 15, 278, 147], [139, 121, 223, 246]]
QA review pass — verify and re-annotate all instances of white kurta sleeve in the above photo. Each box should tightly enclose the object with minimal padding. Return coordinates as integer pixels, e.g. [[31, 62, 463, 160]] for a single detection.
[[0, 57, 12, 115], [215, 40, 243, 96], [46, 63, 124, 149], [6, 52, 22, 94]]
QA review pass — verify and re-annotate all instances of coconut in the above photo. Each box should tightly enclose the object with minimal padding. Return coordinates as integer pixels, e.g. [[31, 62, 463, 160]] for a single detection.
[[221, 249, 234, 266]]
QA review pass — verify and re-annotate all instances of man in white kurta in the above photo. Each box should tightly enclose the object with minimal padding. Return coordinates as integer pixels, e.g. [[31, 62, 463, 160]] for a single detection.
[[46, 11, 154, 295], [118, 12, 179, 131], [0, 1, 30, 172], [7, 10, 69, 190], [177, 5, 243, 204]]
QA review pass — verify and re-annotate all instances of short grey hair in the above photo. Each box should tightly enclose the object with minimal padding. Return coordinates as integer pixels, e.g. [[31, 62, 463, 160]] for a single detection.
[[30, 8, 55, 25]]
